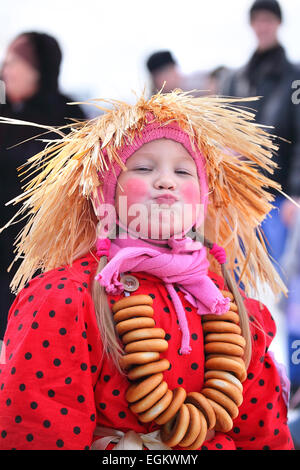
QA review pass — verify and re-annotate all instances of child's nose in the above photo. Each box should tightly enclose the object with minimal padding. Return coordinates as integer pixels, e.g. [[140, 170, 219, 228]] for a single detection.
[[154, 175, 176, 190]]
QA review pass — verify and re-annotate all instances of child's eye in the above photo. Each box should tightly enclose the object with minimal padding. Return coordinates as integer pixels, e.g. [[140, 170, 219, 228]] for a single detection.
[[175, 169, 191, 175], [134, 167, 152, 172]]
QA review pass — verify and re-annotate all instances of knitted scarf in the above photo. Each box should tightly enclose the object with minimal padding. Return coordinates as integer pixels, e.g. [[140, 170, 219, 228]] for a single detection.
[[96, 236, 230, 354]]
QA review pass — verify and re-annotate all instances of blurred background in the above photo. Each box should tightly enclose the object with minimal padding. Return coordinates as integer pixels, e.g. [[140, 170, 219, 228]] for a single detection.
[[1, 0, 300, 447], [1, 0, 300, 107]]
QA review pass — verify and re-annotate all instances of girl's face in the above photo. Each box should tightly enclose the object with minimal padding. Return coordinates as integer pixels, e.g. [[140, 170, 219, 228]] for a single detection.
[[115, 138, 201, 239]]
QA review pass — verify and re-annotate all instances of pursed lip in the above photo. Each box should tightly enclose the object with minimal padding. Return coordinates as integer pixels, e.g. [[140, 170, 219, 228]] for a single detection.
[[154, 194, 179, 205]]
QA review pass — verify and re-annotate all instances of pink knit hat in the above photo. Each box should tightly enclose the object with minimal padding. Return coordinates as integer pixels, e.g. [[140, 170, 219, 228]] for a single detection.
[[97, 118, 209, 232]]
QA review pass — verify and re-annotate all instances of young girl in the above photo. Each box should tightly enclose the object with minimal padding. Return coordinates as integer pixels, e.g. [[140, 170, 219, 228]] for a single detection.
[[0, 91, 294, 450]]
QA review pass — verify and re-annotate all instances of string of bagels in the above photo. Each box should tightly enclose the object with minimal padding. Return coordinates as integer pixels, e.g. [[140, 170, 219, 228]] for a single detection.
[[106, 239, 248, 449]]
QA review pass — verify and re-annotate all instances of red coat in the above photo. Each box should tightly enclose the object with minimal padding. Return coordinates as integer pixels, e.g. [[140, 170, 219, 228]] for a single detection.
[[0, 252, 294, 450]]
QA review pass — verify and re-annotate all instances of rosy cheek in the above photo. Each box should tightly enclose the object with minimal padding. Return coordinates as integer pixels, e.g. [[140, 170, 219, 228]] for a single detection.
[[120, 178, 149, 206], [180, 181, 200, 205]]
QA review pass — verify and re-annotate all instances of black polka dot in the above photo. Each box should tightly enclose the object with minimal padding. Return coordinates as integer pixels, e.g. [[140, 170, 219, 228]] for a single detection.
[[80, 363, 87, 371], [1, 430, 7, 438], [48, 389, 55, 397], [56, 439, 64, 448], [19, 384, 26, 392], [11, 367, 16, 375], [191, 333, 198, 340], [259, 379, 265, 386], [163, 307, 170, 313], [274, 429, 279, 435], [36, 371, 44, 379], [42, 340, 49, 348], [262, 445, 270, 450], [43, 420, 51, 428], [31, 322, 39, 330], [275, 385, 280, 392], [185, 306, 192, 312], [73, 426, 81, 434], [49, 310, 56, 318], [91, 365, 97, 373], [112, 389, 120, 396], [25, 352, 32, 360], [103, 375, 110, 382], [119, 411, 126, 419], [65, 377, 72, 385], [191, 363, 198, 370], [250, 397, 257, 404], [82, 331, 87, 339], [59, 328, 67, 335], [45, 284, 52, 290], [70, 346, 76, 354], [233, 427, 240, 434], [30, 402, 38, 410], [60, 408, 68, 415], [13, 310, 19, 317], [241, 414, 248, 420], [259, 420, 264, 427], [53, 358, 61, 367], [65, 298, 72, 304], [148, 293, 155, 299], [84, 270, 90, 275], [247, 372, 254, 380], [15, 415, 22, 424], [57, 284, 65, 289], [99, 403, 106, 409], [77, 395, 85, 403], [90, 414, 95, 421], [28, 295, 34, 302], [267, 402, 273, 410], [216, 443, 223, 449], [6, 398, 11, 406], [26, 434, 34, 442], [81, 261, 89, 266], [165, 334, 171, 341], [177, 377, 183, 385]]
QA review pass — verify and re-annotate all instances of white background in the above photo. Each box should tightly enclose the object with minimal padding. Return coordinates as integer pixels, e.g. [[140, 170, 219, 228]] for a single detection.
[[1, 0, 300, 108]]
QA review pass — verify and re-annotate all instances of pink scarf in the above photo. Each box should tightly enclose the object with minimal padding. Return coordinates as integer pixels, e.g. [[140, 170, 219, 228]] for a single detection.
[[96, 237, 230, 354]]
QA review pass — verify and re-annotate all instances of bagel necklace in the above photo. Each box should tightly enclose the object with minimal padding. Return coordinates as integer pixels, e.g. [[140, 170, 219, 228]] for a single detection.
[[109, 241, 248, 450]]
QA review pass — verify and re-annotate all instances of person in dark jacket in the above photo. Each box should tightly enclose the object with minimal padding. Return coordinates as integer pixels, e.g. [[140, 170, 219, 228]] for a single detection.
[[221, 0, 300, 274], [0, 32, 86, 338]]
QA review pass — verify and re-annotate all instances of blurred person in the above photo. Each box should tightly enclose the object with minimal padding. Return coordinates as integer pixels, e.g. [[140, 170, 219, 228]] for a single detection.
[[221, 0, 300, 273], [0, 32, 85, 339], [280, 203, 300, 396], [206, 66, 231, 95], [146, 50, 208, 97]]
